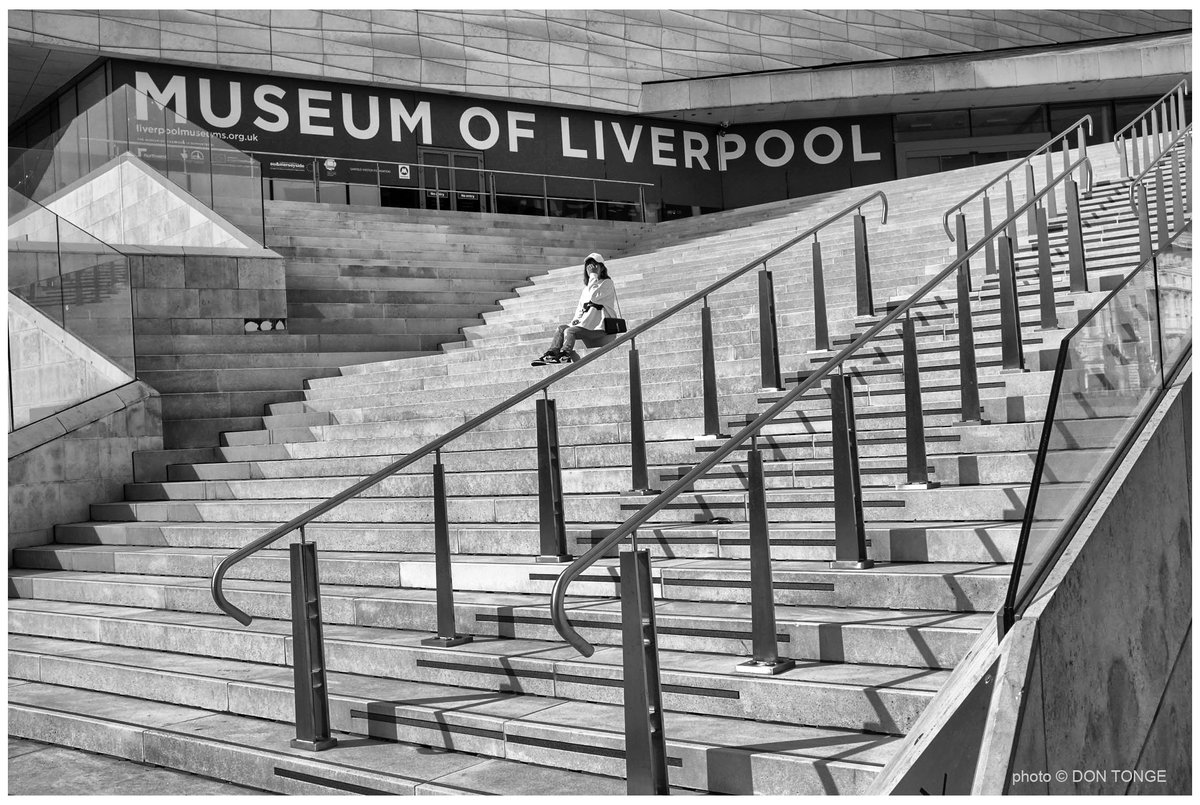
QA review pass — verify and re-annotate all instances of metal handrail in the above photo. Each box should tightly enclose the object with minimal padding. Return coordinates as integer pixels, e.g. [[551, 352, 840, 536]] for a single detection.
[[251, 148, 656, 187], [211, 189, 889, 625], [1127, 125, 1192, 215], [999, 221, 1192, 635], [942, 116, 1093, 240], [552, 154, 1092, 657], [1113, 79, 1188, 145]]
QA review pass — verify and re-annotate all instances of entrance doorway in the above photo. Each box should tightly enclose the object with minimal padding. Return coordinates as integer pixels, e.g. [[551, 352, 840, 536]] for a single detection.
[[419, 148, 486, 212]]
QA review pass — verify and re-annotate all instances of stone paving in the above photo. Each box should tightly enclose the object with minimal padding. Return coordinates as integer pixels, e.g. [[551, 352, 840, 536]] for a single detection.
[[7, 737, 262, 796]]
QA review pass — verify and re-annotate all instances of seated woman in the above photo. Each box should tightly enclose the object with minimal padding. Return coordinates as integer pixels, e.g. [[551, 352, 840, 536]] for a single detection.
[[532, 252, 619, 365]]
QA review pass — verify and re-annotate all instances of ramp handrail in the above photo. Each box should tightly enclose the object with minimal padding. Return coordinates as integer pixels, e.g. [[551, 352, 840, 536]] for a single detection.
[[942, 116, 1094, 241], [211, 189, 888, 625], [551, 153, 1092, 657], [1113, 79, 1189, 178], [1128, 124, 1192, 216]]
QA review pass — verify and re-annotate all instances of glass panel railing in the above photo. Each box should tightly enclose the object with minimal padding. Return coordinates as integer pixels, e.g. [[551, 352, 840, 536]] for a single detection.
[[9, 83, 264, 245], [8, 188, 135, 430], [1008, 225, 1191, 611]]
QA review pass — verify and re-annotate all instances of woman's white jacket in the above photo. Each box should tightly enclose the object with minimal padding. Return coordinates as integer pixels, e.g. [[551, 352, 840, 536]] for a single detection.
[[572, 277, 617, 330]]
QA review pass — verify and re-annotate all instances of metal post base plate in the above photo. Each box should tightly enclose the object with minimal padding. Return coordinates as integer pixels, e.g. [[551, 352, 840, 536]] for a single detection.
[[535, 554, 573, 564], [623, 488, 661, 497], [736, 658, 796, 676], [829, 560, 875, 570], [290, 737, 337, 752], [421, 635, 474, 647], [896, 482, 940, 490], [694, 433, 729, 441]]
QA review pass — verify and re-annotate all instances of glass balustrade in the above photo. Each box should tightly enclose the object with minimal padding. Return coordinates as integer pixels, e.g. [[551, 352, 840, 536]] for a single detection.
[[9, 83, 264, 245], [8, 188, 134, 430], [1010, 225, 1191, 605]]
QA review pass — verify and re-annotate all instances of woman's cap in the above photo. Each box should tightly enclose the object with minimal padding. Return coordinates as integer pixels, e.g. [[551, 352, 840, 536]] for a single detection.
[[585, 252, 605, 266]]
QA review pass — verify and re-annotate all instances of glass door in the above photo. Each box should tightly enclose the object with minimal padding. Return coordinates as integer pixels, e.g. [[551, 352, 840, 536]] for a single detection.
[[419, 148, 484, 212]]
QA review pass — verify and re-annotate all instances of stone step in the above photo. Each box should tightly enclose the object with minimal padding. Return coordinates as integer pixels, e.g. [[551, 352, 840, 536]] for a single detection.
[[7, 568, 986, 668], [8, 680, 629, 796], [6, 599, 951, 733], [52, 519, 1028, 563], [8, 643, 893, 795]]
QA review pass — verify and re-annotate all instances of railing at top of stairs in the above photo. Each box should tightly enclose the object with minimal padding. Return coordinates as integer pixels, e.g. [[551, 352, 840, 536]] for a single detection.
[[1113, 79, 1189, 179]]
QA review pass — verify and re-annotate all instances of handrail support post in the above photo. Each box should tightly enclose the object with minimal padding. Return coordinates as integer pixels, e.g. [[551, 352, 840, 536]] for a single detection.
[[699, 299, 728, 439], [811, 238, 830, 351], [289, 539, 336, 752], [737, 438, 795, 675], [898, 316, 936, 490], [955, 215, 983, 423], [621, 548, 670, 795], [422, 452, 473, 647], [535, 397, 572, 563], [853, 212, 875, 316], [626, 342, 660, 496], [758, 266, 784, 392], [998, 235, 1027, 372], [1065, 177, 1088, 293], [829, 374, 872, 569], [1035, 204, 1060, 329]]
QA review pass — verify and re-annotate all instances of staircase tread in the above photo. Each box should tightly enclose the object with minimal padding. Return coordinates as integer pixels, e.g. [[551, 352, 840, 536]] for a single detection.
[[8, 635, 902, 767], [8, 680, 632, 796]]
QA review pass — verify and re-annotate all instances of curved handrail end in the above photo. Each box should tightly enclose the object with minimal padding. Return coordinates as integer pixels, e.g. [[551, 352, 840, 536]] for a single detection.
[[549, 573, 596, 657]]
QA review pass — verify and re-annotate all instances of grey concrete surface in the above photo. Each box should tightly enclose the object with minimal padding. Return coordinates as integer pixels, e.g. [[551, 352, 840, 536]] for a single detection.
[[7, 737, 264, 796]]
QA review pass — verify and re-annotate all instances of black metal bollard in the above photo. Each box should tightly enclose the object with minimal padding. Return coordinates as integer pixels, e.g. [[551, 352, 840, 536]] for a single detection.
[[289, 538, 336, 751], [621, 548, 670, 795]]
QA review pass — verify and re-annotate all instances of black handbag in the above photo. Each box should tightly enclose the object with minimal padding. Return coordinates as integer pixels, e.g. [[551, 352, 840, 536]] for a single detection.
[[603, 317, 627, 334], [602, 287, 627, 334]]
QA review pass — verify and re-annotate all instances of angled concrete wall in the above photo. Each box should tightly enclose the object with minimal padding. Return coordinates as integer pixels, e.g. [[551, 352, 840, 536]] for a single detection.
[[8, 381, 163, 558], [7, 294, 133, 429]]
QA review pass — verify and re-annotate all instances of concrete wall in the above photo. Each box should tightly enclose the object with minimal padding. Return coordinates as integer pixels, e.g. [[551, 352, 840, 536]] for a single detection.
[[8, 155, 257, 250], [8, 10, 1191, 117], [8, 381, 163, 557], [7, 294, 133, 429], [1000, 372, 1191, 795], [128, 247, 286, 347]]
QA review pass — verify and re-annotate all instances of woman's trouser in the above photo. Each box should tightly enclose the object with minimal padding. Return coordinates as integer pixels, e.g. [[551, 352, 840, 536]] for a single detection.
[[550, 324, 611, 352]]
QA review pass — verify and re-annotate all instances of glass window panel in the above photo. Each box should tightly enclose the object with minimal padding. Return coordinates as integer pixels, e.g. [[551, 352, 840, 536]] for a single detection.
[[969, 105, 1045, 137], [894, 109, 969, 142]]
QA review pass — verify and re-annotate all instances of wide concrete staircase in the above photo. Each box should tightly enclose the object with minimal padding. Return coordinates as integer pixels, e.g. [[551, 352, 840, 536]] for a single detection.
[[143, 203, 649, 452], [9, 147, 1174, 794]]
